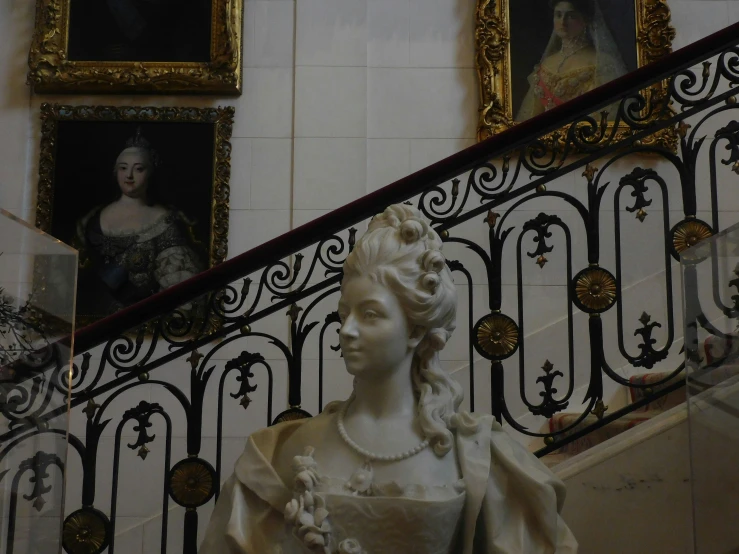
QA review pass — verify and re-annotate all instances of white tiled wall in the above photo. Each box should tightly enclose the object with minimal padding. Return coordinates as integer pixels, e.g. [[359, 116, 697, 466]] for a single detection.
[[1, 2, 736, 256], [0, 1, 35, 215], [2, 1, 739, 552]]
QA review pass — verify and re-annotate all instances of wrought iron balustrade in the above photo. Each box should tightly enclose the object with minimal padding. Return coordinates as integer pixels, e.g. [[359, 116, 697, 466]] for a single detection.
[[3, 22, 739, 554]]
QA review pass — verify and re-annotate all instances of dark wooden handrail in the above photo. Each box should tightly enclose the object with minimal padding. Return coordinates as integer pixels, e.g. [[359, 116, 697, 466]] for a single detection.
[[71, 22, 739, 354]]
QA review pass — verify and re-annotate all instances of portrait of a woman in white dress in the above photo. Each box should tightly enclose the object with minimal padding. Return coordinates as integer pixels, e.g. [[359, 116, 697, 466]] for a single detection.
[[513, 0, 634, 122]]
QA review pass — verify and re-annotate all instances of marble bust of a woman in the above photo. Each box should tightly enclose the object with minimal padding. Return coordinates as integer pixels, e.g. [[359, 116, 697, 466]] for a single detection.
[[201, 204, 578, 553]]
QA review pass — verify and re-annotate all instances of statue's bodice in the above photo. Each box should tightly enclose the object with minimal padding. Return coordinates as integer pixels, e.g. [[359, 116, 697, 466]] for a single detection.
[[285, 451, 466, 554], [198, 408, 579, 554], [319, 479, 465, 554]]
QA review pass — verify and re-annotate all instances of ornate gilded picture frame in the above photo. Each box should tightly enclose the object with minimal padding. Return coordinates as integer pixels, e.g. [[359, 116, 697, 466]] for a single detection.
[[475, 0, 676, 148], [28, 0, 243, 94], [35, 104, 233, 326]]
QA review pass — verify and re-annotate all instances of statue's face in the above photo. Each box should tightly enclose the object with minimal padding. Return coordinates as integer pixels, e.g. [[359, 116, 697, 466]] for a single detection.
[[553, 2, 587, 40], [338, 276, 420, 379], [115, 147, 152, 199]]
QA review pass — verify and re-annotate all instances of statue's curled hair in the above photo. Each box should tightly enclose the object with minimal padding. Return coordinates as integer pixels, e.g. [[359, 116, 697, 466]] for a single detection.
[[342, 204, 468, 456]]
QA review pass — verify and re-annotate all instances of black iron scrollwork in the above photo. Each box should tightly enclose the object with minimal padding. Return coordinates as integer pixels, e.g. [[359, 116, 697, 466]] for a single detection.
[[620, 167, 655, 222], [532, 361, 569, 419], [730, 264, 739, 310], [0, 376, 45, 424], [225, 351, 264, 409], [122, 401, 164, 460], [632, 313, 669, 369], [325, 311, 342, 353], [716, 120, 739, 173], [522, 213, 563, 268], [19, 451, 62, 512]]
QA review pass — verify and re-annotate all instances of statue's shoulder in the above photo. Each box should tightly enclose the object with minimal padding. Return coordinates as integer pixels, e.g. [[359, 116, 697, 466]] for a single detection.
[[269, 401, 344, 485], [279, 402, 340, 450], [450, 410, 501, 437], [452, 410, 518, 465]]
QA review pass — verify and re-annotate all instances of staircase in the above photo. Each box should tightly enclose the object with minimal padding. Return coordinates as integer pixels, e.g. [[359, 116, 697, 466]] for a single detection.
[[3, 21, 739, 554], [543, 334, 739, 468], [543, 370, 687, 466]]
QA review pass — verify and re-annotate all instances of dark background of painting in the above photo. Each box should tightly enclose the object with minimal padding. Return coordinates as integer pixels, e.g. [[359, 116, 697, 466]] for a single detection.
[[67, 0, 212, 62], [510, 0, 639, 120], [50, 120, 216, 317]]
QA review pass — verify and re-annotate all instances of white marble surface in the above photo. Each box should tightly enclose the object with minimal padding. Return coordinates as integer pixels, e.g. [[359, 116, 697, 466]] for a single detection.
[[250, 138, 294, 210], [295, 66, 368, 137], [367, 68, 477, 139], [293, 137, 368, 209], [408, 0, 475, 68], [228, 138, 253, 210], [557, 404, 693, 554], [296, 0, 368, 67], [228, 208, 292, 255], [244, 0, 296, 68], [368, 0, 411, 68], [366, 139, 411, 192], [233, 67, 295, 138]]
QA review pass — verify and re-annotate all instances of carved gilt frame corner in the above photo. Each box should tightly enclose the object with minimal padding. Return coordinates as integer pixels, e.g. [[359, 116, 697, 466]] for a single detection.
[[475, 0, 676, 150], [27, 0, 243, 94]]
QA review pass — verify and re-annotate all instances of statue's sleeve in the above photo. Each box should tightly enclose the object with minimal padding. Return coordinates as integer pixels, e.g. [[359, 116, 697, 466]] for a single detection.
[[200, 469, 293, 553], [200, 430, 296, 553], [199, 474, 251, 553], [476, 424, 579, 553]]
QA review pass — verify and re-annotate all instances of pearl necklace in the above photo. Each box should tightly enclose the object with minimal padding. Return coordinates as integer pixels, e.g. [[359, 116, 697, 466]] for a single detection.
[[336, 400, 430, 463]]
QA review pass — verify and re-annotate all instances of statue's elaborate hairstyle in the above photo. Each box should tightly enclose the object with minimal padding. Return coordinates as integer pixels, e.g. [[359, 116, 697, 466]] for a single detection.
[[342, 204, 462, 456]]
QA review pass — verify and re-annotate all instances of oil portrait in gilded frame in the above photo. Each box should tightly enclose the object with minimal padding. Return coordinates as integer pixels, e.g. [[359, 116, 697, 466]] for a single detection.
[[34, 104, 233, 327], [28, 0, 243, 94], [475, 0, 676, 147]]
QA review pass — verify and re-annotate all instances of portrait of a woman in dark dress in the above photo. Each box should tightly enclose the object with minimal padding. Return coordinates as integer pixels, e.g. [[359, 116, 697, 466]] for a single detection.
[[74, 130, 204, 319], [67, 0, 212, 62]]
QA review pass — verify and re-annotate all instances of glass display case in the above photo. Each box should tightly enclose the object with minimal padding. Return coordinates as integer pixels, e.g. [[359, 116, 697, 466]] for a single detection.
[[0, 209, 77, 554], [682, 220, 739, 554]]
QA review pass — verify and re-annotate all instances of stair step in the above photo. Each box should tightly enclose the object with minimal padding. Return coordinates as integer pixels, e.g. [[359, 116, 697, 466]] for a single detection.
[[543, 338, 739, 467], [541, 452, 572, 469], [629, 372, 686, 412], [630, 363, 739, 411], [548, 412, 654, 456], [703, 334, 739, 364]]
